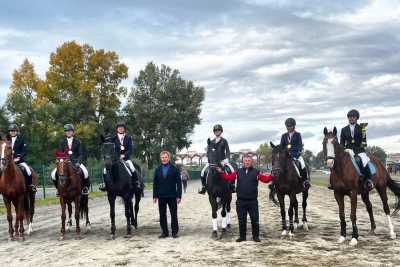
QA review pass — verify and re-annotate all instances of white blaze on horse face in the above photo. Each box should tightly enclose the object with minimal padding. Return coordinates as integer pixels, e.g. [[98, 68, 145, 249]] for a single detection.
[[326, 138, 335, 168]]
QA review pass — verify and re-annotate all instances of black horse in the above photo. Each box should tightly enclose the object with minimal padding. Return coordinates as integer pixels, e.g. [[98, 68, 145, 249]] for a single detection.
[[270, 142, 310, 238], [205, 138, 233, 240], [101, 138, 143, 239]]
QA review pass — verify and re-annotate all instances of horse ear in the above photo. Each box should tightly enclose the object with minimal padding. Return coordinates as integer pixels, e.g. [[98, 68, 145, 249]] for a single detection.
[[207, 138, 211, 145], [333, 127, 337, 136], [270, 142, 275, 148], [323, 127, 328, 136]]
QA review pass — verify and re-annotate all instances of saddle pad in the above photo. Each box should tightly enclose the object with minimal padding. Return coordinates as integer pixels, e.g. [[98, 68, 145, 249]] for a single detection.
[[292, 160, 301, 178], [349, 156, 377, 177]]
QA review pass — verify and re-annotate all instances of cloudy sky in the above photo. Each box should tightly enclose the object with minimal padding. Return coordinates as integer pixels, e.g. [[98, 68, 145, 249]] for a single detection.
[[1, 0, 400, 154]]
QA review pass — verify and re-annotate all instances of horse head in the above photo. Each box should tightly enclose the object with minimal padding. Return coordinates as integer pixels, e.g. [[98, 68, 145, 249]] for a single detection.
[[102, 141, 116, 171], [207, 138, 219, 166], [270, 142, 289, 177], [323, 127, 338, 169], [55, 150, 71, 187], [0, 139, 13, 173]]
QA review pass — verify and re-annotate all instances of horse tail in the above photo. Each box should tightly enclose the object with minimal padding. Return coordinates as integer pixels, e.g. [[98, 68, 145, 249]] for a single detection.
[[386, 174, 400, 215], [80, 194, 89, 219]]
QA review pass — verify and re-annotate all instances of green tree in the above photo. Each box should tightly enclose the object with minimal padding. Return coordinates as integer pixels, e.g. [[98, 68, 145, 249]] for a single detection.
[[257, 142, 272, 164], [366, 146, 387, 165], [0, 106, 9, 133], [303, 150, 315, 168], [124, 62, 204, 168], [314, 150, 326, 169]]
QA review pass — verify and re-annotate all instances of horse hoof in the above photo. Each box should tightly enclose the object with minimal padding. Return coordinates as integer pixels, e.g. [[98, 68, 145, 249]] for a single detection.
[[303, 222, 309, 231], [390, 232, 396, 240], [288, 231, 294, 239], [75, 235, 82, 240], [349, 238, 358, 246], [8, 236, 15, 242], [124, 234, 132, 239], [59, 236, 65, 241], [28, 223, 33, 235], [227, 224, 231, 229], [368, 229, 376, 235], [211, 231, 218, 240], [337, 236, 346, 244], [86, 224, 91, 232], [108, 234, 116, 240], [294, 223, 298, 231], [281, 230, 288, 236]]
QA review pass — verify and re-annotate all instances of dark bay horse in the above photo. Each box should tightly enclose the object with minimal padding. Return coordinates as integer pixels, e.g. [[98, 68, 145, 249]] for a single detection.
[[270, 142, 309, 238], [101, 138, 142, 239], [323, 127, 400, 246], [205, 138, 232, 240], [0, 139, 37, 240], [55, 151, 89, 240]]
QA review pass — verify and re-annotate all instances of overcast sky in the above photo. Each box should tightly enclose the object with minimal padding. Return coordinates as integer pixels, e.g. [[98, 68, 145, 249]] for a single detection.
[[1, 0, 399, 154]]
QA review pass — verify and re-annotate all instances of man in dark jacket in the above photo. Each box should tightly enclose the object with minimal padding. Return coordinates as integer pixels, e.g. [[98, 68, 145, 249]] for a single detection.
[[51, 124, 90, 195], [221, 154, 272, 242], [153, 151, 182, 238], [7, 124, 36, 192]]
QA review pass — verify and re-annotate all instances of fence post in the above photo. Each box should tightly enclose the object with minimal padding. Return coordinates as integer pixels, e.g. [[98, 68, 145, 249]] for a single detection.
[[42, 165, 46, 199]]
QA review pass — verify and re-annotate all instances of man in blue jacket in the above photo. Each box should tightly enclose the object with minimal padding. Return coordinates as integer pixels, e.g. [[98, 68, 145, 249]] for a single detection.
[[280, 118, 310, 189], [153, 151, 182, 238]]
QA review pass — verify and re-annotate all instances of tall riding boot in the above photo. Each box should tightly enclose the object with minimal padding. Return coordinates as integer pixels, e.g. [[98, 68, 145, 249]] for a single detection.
[[99, 173, 108, 192], [230, 181, 236, 193], [81, 177, 90, 195], [198, 174, 207, 194], [363, 165, 374, 191], [26, 174, 37, 193], [52, 177, 59, 197]]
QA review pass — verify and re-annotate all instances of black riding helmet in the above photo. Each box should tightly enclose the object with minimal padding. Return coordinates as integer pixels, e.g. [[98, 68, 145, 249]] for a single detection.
[[285, 118, 296, 128], [347, 109, 360, 120], [64, 124, 74, 132], [8, 123, 19, 132], [116, 121, 126, 129], [213, 124, 223, 132]]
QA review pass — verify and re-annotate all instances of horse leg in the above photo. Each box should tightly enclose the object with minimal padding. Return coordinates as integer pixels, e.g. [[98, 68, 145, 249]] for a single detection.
[[293, 195, 299, 231], [75, 196, 81, 240], [361, 191, 376, 234], [60, 198, 66, 241], [349, 191, 359, 246], [66, 202, 73, 231], [288, 194, 296, 238], [17, 195, 25, 241], [28, 190, 35, 235], [277, 193, 287, 236], [220, 201, 227, 239], [123, 195, 132, 238], [108, 193, 116, 239], [376, 185, 396, 239], [4, 198, 14, 240], [302, 190, 309, 231], [133, 193, 140, 229], [334, 191, 346, 243], [209, 196, 218, 240], [226, 194, 232, 229]]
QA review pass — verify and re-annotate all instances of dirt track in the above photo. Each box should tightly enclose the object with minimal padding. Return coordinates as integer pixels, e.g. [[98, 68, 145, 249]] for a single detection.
[[0, 181, 400, 266]]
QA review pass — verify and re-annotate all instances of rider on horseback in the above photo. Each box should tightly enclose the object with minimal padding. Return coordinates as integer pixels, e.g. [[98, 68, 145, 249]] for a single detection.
[[7, 123, 36, 192], [340, 109, 373, 191], [51, 124, 90, 195], [198, 124, 235, 194], [280, 118, 310, 189], [99, 122, 143, 192]]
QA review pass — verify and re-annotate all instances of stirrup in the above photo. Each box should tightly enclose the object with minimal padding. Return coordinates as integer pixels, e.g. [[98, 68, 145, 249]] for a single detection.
[[198, 187, 206, 194]]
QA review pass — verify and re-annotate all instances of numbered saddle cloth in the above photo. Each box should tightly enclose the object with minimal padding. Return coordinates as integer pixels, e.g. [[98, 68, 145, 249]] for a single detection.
[[350, 155, 377, 177]]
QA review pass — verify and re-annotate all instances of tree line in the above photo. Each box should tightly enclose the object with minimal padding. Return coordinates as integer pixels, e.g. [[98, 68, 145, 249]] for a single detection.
[[1, 41, 204, 168]]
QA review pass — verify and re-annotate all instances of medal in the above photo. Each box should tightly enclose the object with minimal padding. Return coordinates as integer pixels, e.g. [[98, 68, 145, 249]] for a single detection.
[[120, 145, 125, 150], [287, 144, 292, 149], [68, 150, 73, 155]]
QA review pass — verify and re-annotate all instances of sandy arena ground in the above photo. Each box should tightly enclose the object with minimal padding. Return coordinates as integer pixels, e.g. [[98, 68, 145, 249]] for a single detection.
[[0, 181, 400, 266]]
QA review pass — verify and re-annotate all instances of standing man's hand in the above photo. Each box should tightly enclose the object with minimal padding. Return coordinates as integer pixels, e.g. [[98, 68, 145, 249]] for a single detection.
[[153, 198, 158, 204], [120, 154, 124, 159], [176, 198, 181, 204]]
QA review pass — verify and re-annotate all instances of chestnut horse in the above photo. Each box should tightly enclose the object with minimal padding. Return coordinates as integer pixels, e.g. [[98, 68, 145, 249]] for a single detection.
[[55, 151, 88, 240], [0, 139, 37, 240], [323, 127, 400, 246]]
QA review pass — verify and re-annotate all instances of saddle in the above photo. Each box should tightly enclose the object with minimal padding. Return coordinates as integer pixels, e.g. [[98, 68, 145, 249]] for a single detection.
[[17, 164, 29, 178]]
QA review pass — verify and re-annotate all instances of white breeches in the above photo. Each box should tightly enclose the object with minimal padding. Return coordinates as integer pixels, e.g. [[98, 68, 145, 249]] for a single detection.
[[51, 163, 89, 180], [295, 156, 306, 169], [357, 152, 370, 167], [18, 162, 32, 176]]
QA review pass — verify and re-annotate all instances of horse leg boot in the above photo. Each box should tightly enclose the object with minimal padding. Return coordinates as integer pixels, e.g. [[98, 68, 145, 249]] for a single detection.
[[198, 173, 207, 194], [349, 191, 359, 246], [300, 168, 310, 190], [334, 191, 346, 243]]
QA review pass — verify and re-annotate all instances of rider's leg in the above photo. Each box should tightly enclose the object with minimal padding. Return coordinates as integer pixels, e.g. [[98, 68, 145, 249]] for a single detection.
[[99, 168, 107, 192], [51, 168, 59, 196], [125, 160, 141, 189], [19, 162, 36, 192], [297, 156, 310, 189], [199, 163, 209, 194], [359, 153, 373, 190], [79, 164, 90, 195]]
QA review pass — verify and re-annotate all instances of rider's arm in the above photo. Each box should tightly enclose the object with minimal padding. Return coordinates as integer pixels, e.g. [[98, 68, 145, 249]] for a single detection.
[[124, 136, 133, 160], [219, 171, 237, 181], [225, 139, 231, 160], [280, 134, 286, 146], [340, 128, 346, 148], [18, 139, 27, 159], [77, 140, 83, 163], [153, 168, 159, 199], [176, 167, 182, 199]]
